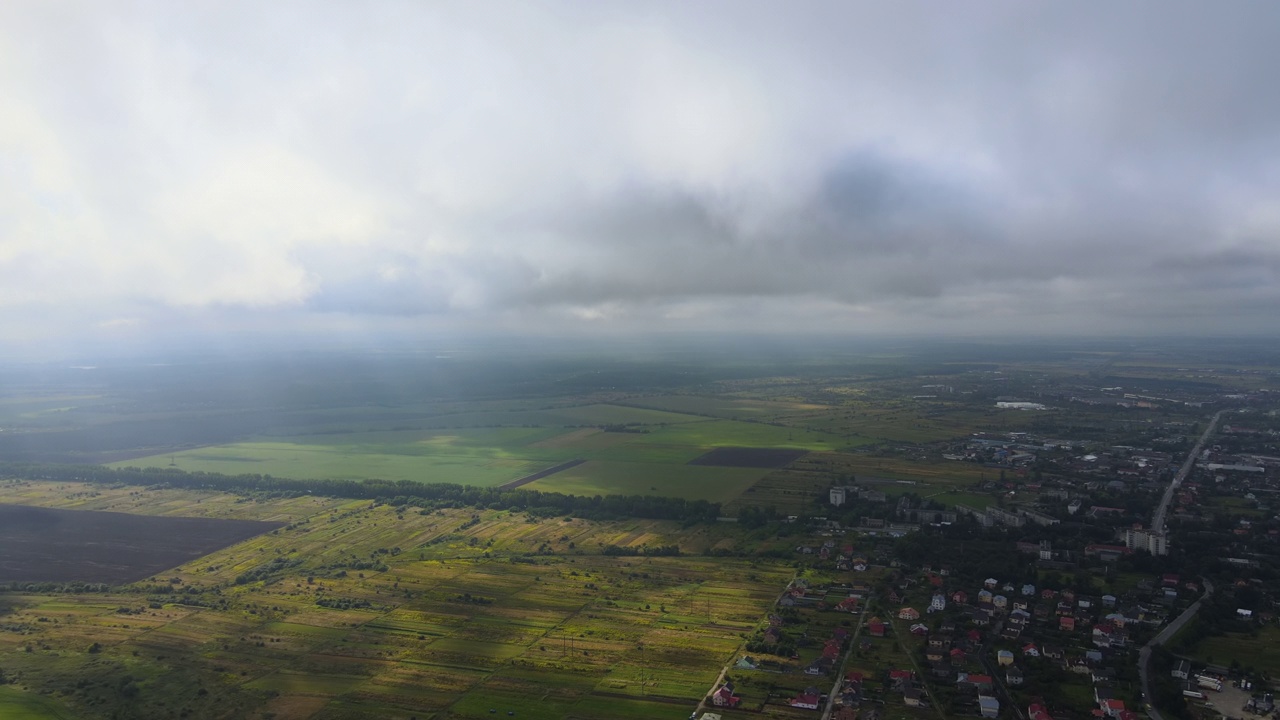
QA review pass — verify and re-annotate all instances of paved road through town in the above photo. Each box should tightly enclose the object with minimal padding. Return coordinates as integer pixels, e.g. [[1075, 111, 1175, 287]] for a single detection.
[[1153, 410, 1223, 533], [1139, 579, 1214, 720]]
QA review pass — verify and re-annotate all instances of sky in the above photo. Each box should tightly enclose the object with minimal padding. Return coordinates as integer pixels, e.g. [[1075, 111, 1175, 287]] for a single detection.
[[3, 1, 1280, 358]]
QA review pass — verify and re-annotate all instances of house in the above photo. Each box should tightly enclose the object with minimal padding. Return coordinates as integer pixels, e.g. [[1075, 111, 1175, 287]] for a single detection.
[[1040, 588, 1057, 600], [888, 669, 914, 689], [1022, 583, 1036, 596], [1006, 665, 1024, 686], [899, 607, 920, 621], [836, 597, 860, 613], [903, 689, 924, 707], [868, 618, 886, 637], [930, 593, 947, 612], [977, 589, 994, 603], [790, 689, 821, 710], [997, 649, 1014, 666], [952, 590, 969, 604], [1029, 703, 1055, 720], [1023, 643, 1039, 657], [993, 594, 1008, 609], [958, 673, 994, 691], [979, 695, 1000, 719], [910, 623, 929, 636], [1101, 699, 1127, 718], [712, 682, 741, 707], [1101, 594, 1117, 607], [1172, 659, 1191, 680], [984, 577, 999, 589], [1041, 645, 1064, 660], [1059, 616, 1076, 631], [735, 656, 758, 670]]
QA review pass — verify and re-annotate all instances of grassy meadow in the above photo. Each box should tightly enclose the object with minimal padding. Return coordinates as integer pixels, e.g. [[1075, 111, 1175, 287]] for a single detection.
[[0, 686, 74, 720]]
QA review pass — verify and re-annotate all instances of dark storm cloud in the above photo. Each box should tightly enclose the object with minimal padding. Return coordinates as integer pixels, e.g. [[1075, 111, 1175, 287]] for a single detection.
[[3, 0, 1280, 350]]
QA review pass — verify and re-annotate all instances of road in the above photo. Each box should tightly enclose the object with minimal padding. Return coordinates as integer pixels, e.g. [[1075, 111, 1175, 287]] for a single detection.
[[1152, 410, 1223, 533], [1138, 579, 1214, 720], [977, 622, 1027, 720], [692, 664, 729, 719], [820, 598, 872, 720], [694, 579, 799, 718]]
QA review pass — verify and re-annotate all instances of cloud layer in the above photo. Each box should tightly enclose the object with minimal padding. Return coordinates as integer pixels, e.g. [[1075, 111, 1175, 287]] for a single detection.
[[4, 1, 1280, 354]]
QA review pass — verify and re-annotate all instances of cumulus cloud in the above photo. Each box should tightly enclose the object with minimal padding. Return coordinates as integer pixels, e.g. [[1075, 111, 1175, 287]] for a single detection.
[[2, 0, 1280, 354]]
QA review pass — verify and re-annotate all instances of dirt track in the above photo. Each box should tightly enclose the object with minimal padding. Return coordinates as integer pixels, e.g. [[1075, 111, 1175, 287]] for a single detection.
[[497, 459, 586, 490]]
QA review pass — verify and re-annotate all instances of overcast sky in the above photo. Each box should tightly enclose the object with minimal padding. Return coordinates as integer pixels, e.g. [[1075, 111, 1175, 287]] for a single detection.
[[4, 2, 1280, 357]]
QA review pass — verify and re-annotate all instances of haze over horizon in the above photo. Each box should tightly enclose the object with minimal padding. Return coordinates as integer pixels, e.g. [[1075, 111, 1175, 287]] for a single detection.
[[5, 1, 1280, 359]]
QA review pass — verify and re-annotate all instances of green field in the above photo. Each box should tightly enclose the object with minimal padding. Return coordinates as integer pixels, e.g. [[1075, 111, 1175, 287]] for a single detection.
[[617, 395, 827, 419], [1187, 625, 1280, 678], [113, 405, 850, 504], [525, 460, 769, 501], [0, 686, 73, 720]]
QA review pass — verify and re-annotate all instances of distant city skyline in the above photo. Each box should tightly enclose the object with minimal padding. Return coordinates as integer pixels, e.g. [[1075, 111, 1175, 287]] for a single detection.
[[4, 1, 1280, 357]]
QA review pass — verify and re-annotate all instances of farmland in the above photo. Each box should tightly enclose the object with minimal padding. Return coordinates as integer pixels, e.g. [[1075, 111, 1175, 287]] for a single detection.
[[112, 406, 849, 505], [0, 504, 282, 584], [0, 480, 796, 720]]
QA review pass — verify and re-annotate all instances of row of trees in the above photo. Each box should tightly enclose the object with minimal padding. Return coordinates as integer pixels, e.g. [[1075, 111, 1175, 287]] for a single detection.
[[0, 462, 722, 523]]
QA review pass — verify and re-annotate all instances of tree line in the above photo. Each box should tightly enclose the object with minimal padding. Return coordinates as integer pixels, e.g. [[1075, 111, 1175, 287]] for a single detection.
[[0, 462, 721, 523]]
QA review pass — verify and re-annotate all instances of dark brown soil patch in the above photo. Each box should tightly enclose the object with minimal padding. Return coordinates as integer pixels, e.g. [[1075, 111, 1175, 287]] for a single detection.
[[686, 447, 808, 468], [0, 504, 283, 584]]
